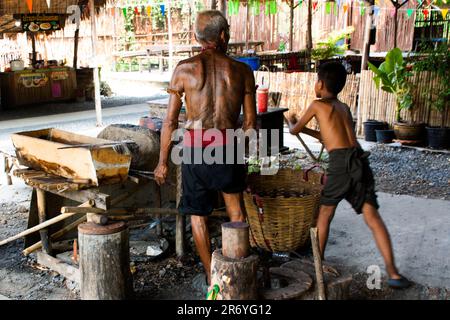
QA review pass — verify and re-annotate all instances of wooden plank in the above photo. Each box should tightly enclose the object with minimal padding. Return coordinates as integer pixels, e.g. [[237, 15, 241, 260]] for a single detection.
[[37, 251, 80, 284]]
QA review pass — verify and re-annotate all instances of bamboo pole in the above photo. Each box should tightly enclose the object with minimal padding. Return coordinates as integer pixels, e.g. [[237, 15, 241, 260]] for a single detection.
[[0, 200, 93, 247], [167, 0, 174, 74], [89, 0, 103, 127]]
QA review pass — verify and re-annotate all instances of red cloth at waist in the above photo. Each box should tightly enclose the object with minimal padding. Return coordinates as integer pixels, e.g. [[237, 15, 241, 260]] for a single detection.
[[183, 129, 229, 147]]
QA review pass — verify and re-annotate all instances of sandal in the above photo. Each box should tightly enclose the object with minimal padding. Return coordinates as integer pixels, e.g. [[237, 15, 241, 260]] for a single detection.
[[388, 275, 412, 289]]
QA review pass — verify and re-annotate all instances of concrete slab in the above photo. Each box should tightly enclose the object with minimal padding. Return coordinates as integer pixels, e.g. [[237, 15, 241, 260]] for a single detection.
[[326, 192, 450, 289]]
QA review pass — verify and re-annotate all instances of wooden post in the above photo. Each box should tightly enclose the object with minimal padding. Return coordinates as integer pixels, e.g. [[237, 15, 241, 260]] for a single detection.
[[156, 186, 162, 236], [167, 0, 174, 74], [211, 250, 259, 300], [3, 155, 12, 186], [73, 28, 79, 69], [78, 221, 133, 300], [306, 0, 313, 70], [175, 166, 185, 257], [89, 0, 103, 126], [361, 1, 374, 71], [310, 227, 326, 300], [222, 222, 249, 259], [36, 189, 52, 255], [245, 1, 250, 51], [289, 0, 294, 52]]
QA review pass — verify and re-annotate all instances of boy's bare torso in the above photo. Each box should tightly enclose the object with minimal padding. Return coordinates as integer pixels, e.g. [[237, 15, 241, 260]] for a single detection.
[[172, 49, 255, 130], [313, 99, 358, 152]]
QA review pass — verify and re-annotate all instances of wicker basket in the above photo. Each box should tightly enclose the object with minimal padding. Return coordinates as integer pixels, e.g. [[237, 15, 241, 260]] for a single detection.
[[244, 168, 323, 252]]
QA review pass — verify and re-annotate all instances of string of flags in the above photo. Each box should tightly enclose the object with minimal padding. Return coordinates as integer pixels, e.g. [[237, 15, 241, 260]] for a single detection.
[[20, 0, 449, 20]]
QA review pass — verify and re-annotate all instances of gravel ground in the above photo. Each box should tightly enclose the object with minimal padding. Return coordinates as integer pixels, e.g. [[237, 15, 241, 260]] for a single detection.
[[369, 145, 450, 200]]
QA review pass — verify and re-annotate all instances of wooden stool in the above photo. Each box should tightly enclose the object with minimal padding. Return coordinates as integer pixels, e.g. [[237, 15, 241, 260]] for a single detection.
[[78, 221, 133, 300]]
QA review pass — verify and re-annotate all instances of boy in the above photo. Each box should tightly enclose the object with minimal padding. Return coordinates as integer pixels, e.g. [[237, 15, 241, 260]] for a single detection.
[[287, 62, 411, 289]]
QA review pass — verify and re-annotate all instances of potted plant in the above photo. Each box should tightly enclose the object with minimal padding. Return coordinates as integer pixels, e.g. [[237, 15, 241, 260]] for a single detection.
[[413, 44, 450, 149], [368, 48, 424, 142]]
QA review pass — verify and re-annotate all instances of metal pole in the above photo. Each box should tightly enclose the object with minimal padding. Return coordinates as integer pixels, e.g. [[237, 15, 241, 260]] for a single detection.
[[89, 0, 103, 127], [167, 0, 174, 74]]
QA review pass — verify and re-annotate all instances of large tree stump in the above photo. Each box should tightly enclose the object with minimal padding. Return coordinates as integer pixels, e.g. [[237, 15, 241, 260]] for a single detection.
[[222, 222, 249, 259], [211, 250, 259, 300], [78, 221, 133, 300]]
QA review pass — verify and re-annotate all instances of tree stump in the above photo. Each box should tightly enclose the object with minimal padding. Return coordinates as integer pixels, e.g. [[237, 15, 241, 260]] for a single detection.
[[259, 267, 313, 300], [211, 250, 259, 300], [78, 221, 133, 300], [222, 222, 249, 259]]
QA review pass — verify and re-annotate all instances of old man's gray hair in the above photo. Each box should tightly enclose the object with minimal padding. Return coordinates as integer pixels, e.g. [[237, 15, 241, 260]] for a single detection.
[[195, 10, 229, 43]]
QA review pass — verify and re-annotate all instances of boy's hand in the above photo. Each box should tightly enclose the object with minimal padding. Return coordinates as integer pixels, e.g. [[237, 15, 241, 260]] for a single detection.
[[288, 114, 298, 125]]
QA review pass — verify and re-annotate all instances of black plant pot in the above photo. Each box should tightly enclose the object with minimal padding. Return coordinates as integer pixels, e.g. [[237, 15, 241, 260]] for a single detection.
[[375, 129, 395, 144], [363, 120, 386, 142], [426, 127, 450, 149]]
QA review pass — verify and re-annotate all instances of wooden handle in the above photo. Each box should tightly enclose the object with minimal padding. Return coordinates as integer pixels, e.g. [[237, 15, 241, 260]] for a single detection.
[[310, 227, 326, 300]]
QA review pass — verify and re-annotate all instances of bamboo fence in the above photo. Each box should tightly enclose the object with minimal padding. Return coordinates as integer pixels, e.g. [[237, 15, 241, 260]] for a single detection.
[[254, 71, 360, 129], [357, 70, 449, 135]]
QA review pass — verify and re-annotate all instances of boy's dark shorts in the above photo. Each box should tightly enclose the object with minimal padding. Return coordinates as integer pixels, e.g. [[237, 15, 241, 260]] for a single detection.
[[320, 147, 379, 214], [179, 146, 246, 216]]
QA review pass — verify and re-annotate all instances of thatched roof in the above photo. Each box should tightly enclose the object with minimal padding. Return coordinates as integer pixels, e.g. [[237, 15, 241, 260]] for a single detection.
[[0, 0, 107, 33]]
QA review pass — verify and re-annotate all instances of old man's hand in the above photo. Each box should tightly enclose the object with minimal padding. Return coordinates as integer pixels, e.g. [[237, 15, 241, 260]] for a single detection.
[[154, 163, 169, 186]]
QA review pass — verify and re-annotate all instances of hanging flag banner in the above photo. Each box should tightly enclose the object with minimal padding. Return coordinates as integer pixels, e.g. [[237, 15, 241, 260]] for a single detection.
[[343, 4, 348, 13], [326, 2, 331, 14], [406, 8, 414, 18], [423, 9, 429, 19], [312, 1, 318, 10], [122, 7, 127, 18], [441, 8, 448, 18], [26, 0, 33, 13], [360, 5, 365, 16], [46, 0, 51, 9], [160, 4, 165, 16], [375, 0, 380, 5], [336, 0, 341, 7], [269, 0, 277, 14], [146, 6, 151, 17], [298, 0, 303, 5], [373, 5, 380, 16], [390, 7, 396, 17]]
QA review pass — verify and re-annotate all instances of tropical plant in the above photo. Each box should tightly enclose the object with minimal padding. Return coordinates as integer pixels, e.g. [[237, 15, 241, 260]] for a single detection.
[[368, 47, 414, 123], [412, 44, 450, 128], [311, 27, 354, 61]]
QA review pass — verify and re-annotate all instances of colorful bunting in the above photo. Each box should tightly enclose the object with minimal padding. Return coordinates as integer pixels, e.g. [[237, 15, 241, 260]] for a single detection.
[[122, 7, 127, 18], [343, 4, 348, 13], [160, 4, 165, 17], [229, 0, 239, 16], [374, 6, 380, 16], [360, 5, 365, 16], [423, 9, 429, 19], [441, 8, 448, 18], [312, 1, 318, 10], [298, 0, 303, 5], [134, 7, 140, 15], [26, 0, 33, 13], [406, 8, 414, 18], [46, 0, 51, 9], [326, 2, 331, 14], [390, 7, 396, 17], [146, 6, 151, 17], [269, 0, 277, 14]]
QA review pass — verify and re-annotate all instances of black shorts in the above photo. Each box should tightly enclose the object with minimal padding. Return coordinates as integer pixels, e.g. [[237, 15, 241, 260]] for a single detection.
[[320, 147, 379, 214], [179, 146, 246, 216]]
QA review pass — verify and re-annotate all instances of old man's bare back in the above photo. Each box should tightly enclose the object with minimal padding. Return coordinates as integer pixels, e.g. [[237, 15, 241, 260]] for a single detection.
[[171, 48, 255, 130]]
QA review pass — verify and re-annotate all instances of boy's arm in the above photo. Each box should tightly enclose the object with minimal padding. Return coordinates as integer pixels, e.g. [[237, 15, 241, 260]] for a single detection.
[[287, 102, 321, 140]]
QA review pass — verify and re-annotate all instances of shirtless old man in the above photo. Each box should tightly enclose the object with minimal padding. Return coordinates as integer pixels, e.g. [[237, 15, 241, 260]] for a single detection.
[[154, 10, 257, 285]]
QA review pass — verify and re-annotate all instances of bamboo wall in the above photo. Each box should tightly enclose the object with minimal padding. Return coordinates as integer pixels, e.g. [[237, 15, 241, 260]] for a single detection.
[[357, 70, 450, 135], [254, 71, 360, 129]]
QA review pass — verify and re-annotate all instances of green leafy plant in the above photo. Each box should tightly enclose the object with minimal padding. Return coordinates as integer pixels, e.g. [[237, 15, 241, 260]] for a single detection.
[[412, 44, 450, 128], [368, 48, 414, 123], [311, 27, 354, 61]]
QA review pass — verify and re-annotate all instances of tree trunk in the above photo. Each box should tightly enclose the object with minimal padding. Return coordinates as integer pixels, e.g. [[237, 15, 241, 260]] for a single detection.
[[211, 250, 259, 300], [222, 222, 249, 259], [306, 0, 313, 70], [78, 221, 133, 300], [361, 1, 374, 71]]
